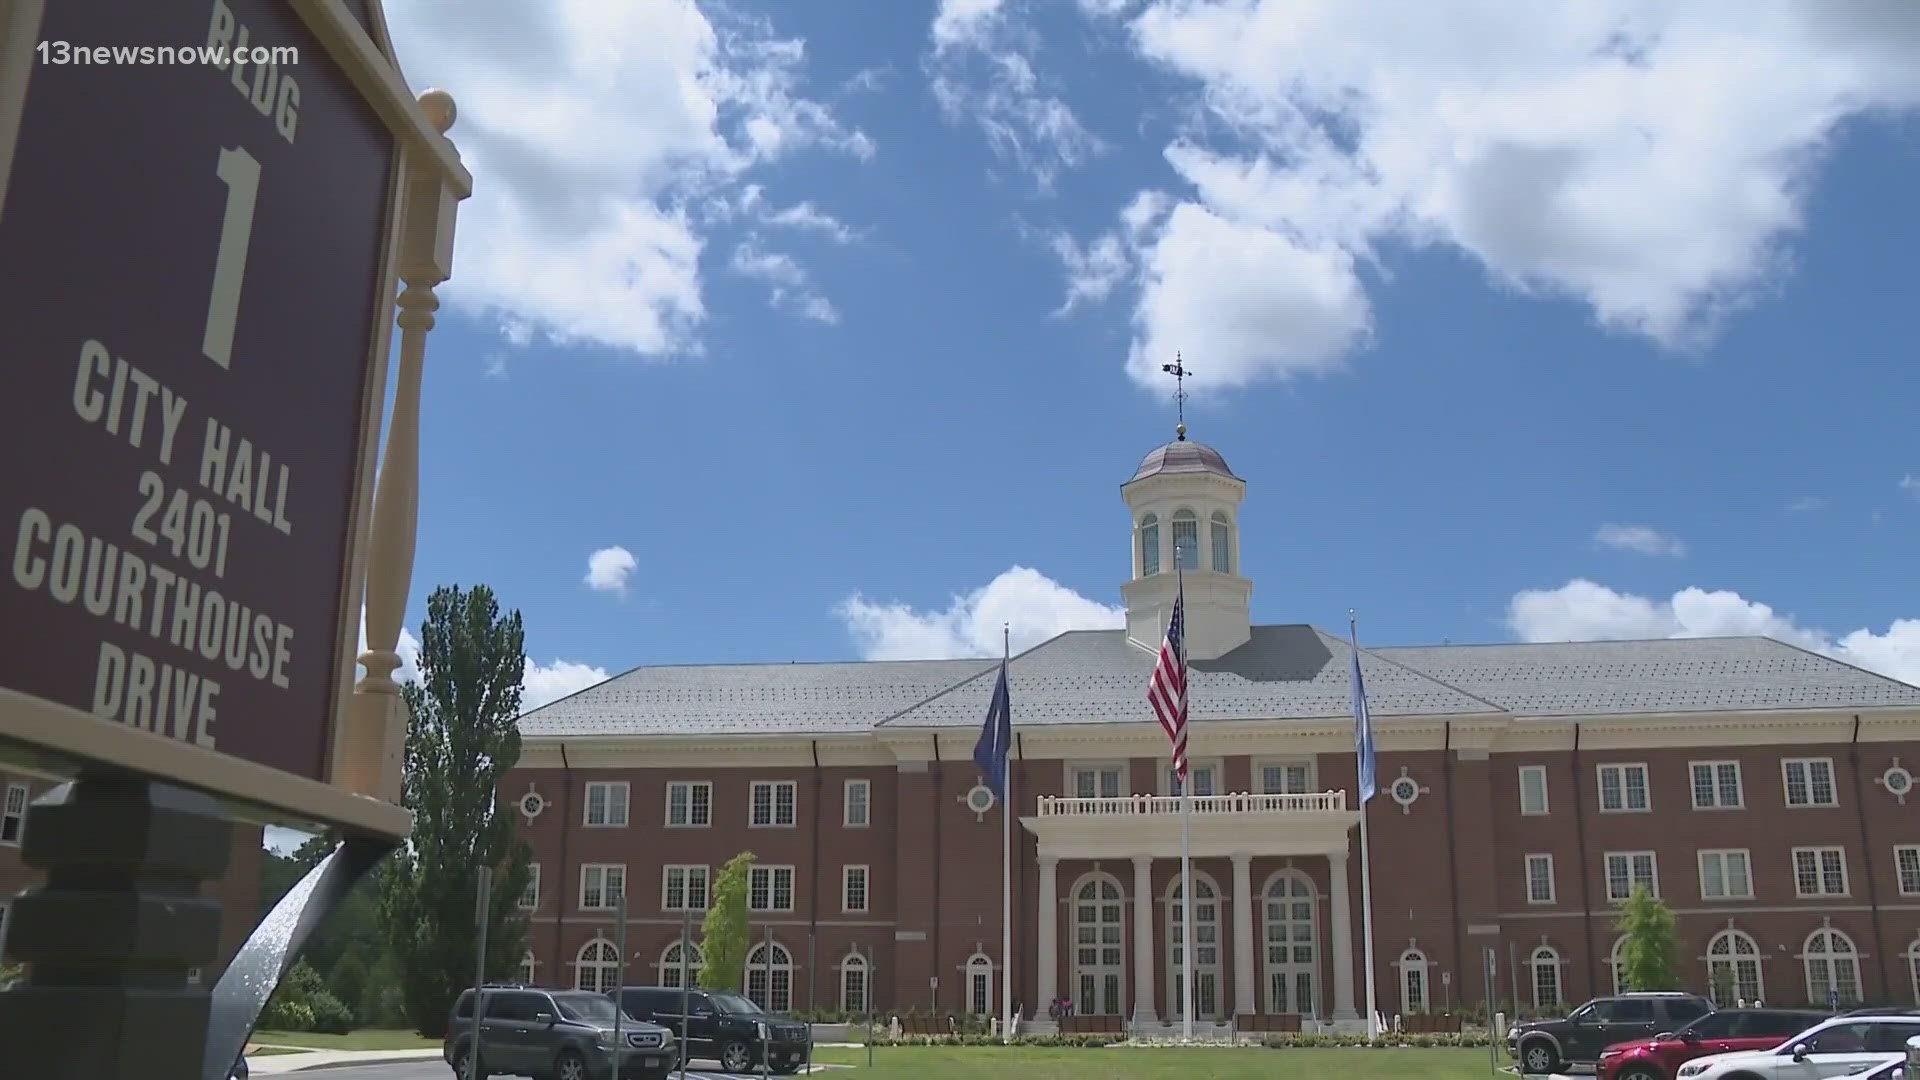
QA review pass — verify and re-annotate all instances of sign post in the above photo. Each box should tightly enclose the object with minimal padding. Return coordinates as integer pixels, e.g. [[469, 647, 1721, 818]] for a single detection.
[[469, 867, 493, 1080], [0, 2, 469, 1078]]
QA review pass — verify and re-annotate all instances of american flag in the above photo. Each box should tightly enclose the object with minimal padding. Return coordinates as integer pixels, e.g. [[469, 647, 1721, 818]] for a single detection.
[[1148, 580, 1189, 782]]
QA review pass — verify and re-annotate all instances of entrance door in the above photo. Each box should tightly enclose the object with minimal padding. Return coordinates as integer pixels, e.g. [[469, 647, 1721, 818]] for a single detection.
[[1072, 876, 1125, 1015], [1168, 877, 1222, 1021], [1264, 871, 1318, 1017]]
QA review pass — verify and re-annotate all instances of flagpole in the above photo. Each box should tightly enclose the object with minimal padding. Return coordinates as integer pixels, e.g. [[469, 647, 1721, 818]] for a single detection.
[[1001, 624, 1013, 1045], [1351, 611, 1380, 1041], [1177, 560, 1194, 1042]]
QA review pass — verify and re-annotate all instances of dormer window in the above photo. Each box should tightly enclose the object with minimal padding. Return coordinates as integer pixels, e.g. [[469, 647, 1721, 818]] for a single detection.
[[1172, 509, 1199, 570], [1139, 514, 1160, 576], [1211, 511, 1232, 573]]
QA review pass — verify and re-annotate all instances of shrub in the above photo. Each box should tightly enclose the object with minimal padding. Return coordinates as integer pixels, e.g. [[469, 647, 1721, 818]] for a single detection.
[[260, 999, 315, 1032], [307, 990, 356, 1035]]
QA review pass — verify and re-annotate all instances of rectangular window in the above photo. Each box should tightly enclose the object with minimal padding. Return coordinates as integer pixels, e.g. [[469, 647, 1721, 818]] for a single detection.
[[1793, 847, 1849, 897], [1257, 761, 1314, 795], [749, 865, 796, 912], [1597, 764, 1651, 813], [844, 780, 871, 828], [842, 963, 869, 1014], [1070, 765, 1125, 799], [1172, 516, 1198, 569], [666, 781, 712, 827], [519, 864, 541, 910], [843, 865, 869, 913], [1698, 849, 1753, 900], [1783, 758, 1838, 807], [1897, 846, 1920, 897], [1166, 763, 1218, 797], [1525, 854, 1555, 904], [579, 864, 625, 911], [583, 781, 630, 827], [1211, 519, 1231, 573], [663, 865, 711, 912], [1690, 761, 1744, 809], [0, 782, 26, 846], [1518, 766, 1549, 816], [1605, 851, 1658, 901], [750, 781, 798, 827]]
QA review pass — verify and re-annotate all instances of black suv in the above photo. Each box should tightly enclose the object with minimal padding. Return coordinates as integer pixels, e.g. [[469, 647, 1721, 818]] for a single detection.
[[443, 985, 677, 1080], [611, 986, 810, 1075], [1508, 992, 1715, 1074]]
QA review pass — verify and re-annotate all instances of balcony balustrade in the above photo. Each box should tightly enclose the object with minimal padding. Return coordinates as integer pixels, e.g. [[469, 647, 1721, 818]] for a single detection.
[[1034, 790, 1347, 817]]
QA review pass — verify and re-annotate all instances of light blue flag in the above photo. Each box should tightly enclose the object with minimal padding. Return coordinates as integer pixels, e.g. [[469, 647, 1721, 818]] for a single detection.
[[1350, 643, 1376, 803]]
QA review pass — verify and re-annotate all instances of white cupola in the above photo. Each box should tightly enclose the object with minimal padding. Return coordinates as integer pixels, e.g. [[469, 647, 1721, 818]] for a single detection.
[[1121, 424, 1252, 660]]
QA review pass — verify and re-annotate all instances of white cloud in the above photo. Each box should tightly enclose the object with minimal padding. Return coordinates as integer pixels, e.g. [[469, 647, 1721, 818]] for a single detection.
[[1046, 230, 1131, 315], [482, 354, 508, 379], [731, 242, 841, 323], [1593, 524, 1687, 558], [1068, 0, 1920, 390], [381, 0, 869, 359], [521, 657, 612, 712], [927, 0, 1105, 189], [709, 184, 858, 244], [836, 566, 1125, 660], [1787, 496, 1824, 513], [584, 545, 638, 595], [1900, 475, 1920, 499], [1508, 578, 1920, 686]]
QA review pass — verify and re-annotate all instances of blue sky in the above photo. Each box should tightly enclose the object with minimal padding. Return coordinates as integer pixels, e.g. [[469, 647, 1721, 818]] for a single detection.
[[371, 0, 1920, 704]]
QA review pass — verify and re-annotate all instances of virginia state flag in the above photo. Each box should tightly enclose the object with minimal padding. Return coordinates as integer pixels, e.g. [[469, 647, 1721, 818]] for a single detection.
[[973, 656, 1012, 803], [1350, 645, 1377, 804]]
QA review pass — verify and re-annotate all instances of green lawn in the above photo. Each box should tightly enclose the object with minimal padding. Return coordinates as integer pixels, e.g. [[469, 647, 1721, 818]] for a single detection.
[[243, 1047, 309, 1058], [250, 1029, 440, 1051], [808, 1045, 1509, 1078]]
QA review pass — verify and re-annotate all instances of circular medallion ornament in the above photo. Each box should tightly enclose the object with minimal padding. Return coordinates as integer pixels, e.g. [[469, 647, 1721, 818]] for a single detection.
[[965, 784, 997, 815], [1390, 777, 1420, 808], [1883, 765, 1913, 797], [518, 790, 547, 821]]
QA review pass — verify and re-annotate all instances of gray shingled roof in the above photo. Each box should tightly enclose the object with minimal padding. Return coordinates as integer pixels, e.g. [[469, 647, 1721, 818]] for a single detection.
[[1375, 636, 1920, 717], [517, 658, 994, 737]]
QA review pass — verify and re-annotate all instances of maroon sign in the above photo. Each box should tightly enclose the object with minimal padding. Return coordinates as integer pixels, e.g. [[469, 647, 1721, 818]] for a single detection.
[[0, 0, 396, 781]]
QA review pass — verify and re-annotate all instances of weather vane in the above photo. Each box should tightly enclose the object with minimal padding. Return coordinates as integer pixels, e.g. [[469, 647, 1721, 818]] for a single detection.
[[1161, 352, 1190, 440]]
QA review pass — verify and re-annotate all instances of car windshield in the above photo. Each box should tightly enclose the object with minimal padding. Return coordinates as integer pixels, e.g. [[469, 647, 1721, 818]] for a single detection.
[[554, 994, 619, 1023], [1678, 1012, 1737, 1039], [711, 993, 762, 1015]]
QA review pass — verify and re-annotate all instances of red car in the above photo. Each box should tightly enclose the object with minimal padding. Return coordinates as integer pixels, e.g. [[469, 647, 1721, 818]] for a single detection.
[[1597, 1007, 1830, 1080]]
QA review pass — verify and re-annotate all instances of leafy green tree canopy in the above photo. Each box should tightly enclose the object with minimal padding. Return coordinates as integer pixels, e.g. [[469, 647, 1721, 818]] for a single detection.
[[700, 851, 757, 993], [1615, 886, 1679, 992]]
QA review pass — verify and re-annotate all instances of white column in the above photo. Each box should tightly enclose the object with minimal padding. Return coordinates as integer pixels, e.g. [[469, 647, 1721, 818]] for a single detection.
[[1231, 853, 1256, 1020], [1037, 857, 1059, 1011], [1329, 852, 1357, 1020], [1131, 855, 1158, 1024]]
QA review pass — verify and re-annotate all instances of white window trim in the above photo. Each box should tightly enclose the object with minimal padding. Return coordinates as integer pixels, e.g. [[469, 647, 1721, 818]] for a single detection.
[[519, 863, 541, 910], [1596, 763, 1652, 814], [1895, 846, 1920, 897], [842, 864, 870, 913], [662, 864, 711, 912], [1696, 849, 1754, 901], [1062, 761, 1131, 800], [1252, 758, 1319, 795], [1156, 757, 1225, 797], [749, 864, 797, 913], [839, 951, 872, 1013], [1395, 948, 1431, 1014], [1525, 854, 1556, 905], [1792, 846, 1851, 898], [964, 952, 995, 1016], [582, 781, 630, 828], [579, 863, 626, 911], [1527, 947, 1565, 1010], [1688, 760, 1745, 810], [1517, 766, 1550, 816], [0, 781, 28, 846], [664, 780, 713, 829], [843, 779, 871, 829], [749, 780, 799, 828], [1604, 850, 1660, 902], [1782, 757, 1840, 808]]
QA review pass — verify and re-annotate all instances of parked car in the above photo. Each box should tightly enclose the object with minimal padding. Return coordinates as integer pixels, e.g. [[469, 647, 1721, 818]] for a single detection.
[[1596, 1008, 1829, 1080], [443, 984, 677, 1080], [1672, 1014, 1920, 1079], [610, 985, 810, 1075], [1510, 993, 1716, 1074]]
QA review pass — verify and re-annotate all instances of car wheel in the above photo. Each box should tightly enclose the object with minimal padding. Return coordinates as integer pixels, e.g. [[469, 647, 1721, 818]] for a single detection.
[[1519, 1038, 1560, 1076], [449, 1044, 487, 1080], [720, 1038, 755, 1072], [1617, 1067, 1663, 1080], [553, 1049, 589, 1080]]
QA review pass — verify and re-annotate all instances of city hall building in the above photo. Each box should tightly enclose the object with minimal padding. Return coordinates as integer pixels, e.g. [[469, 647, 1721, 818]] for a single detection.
[[502, 432, 1920, 1031]]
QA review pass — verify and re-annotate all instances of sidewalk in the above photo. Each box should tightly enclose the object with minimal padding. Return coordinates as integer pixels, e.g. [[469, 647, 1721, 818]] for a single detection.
[[247, 1047, 444, 1074]]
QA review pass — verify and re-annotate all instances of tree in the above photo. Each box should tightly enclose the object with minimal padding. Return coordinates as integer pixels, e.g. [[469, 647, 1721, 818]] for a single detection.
[[700, 851, 756, 992], [1615, 886, 1679, 991], [379, 584, 536, 1037]]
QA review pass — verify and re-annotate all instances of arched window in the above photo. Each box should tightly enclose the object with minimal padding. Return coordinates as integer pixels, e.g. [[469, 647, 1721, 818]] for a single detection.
[[1071, 874, 1125, 1016], [517, 951, 537, 986], [965, 953, 994, 1016], [1397, 948, 1430, 1014], [1905, 939, 1920, 1005], [1802, 928, 1862, 1007], [746, 941, 794, 1013], [1168, 875, 1222, 1020], [1210, 511, 1232, 573], [1263, 871, 1317, 1017], [659, 939, 702, 989], [1527, 946, 1562, 1011], [575, 938, 620, 993], [1138, 515, 1161, 577], [1608, 936, 1627, 995], [1707, 930, 1763, 1005], [1172, 509, 1199, 570], [840, 951, 871, 1014]]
